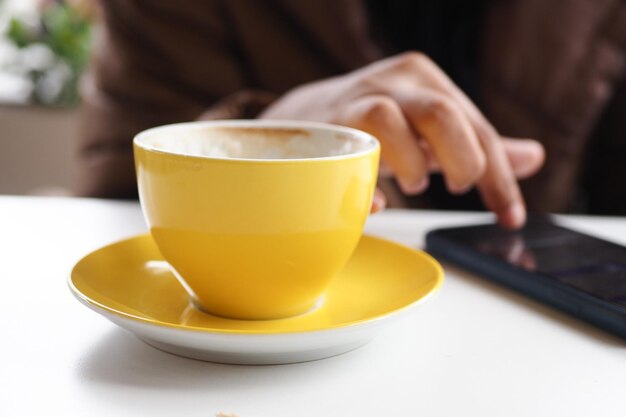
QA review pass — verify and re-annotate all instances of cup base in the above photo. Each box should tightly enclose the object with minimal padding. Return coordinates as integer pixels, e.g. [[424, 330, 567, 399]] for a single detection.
[[190, 296, 325, 321]]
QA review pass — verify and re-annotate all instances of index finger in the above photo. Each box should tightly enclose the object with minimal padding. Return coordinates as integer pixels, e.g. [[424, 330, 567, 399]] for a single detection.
[[475, 123, 526, 228], [414, 57, 528, 228]]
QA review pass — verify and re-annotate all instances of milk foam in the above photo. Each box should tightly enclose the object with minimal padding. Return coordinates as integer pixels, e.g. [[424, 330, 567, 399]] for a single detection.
[[143, 126, 373, 160]]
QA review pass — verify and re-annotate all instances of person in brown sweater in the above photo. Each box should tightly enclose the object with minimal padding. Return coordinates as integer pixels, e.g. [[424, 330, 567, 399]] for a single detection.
[[76, 0, 626, 227]]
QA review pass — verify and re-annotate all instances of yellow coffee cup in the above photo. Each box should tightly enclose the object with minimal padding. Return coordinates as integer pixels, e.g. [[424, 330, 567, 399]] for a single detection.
[[134, 120, 380, 320]]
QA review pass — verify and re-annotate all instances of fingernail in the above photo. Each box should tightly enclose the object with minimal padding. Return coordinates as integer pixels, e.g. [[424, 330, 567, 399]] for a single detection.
[[447, 181, 472, 195], [400, 177, 429, 194], [503, 202, 526, 229]]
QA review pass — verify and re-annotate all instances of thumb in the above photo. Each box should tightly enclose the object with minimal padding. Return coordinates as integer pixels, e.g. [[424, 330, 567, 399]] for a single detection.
[[502, 138, 545, 179], [370, 187, 387, 213]]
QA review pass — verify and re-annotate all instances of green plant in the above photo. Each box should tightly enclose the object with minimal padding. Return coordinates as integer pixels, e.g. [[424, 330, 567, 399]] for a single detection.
[[5, 1, 92, 106]]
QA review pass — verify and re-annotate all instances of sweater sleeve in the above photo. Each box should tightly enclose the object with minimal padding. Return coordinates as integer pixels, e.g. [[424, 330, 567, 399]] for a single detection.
[[75, 0, 277, 198]]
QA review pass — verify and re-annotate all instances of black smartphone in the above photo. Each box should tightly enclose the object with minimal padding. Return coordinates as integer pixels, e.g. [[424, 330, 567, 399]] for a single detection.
[[425, 216, 626, 339]]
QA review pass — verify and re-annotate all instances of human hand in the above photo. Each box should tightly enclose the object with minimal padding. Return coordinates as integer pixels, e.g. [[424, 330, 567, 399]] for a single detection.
[[261, 52, 544, 228]]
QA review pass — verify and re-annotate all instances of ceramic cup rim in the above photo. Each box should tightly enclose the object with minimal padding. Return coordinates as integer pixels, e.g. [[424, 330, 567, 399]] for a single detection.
[[133, 119, 380, 163]]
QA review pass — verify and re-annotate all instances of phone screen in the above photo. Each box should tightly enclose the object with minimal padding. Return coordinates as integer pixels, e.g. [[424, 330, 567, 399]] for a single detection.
[[445, 218, 626, 309]]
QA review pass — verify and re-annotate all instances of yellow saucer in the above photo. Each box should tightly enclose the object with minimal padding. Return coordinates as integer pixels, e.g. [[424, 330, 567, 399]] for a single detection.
[[70, 234, 443, 364]]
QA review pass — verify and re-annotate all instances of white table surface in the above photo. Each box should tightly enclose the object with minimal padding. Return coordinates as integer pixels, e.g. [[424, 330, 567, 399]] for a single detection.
[[1, 195, 624, 416]]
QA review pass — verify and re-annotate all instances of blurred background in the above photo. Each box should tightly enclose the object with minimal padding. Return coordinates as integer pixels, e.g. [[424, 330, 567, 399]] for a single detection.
[[1, 0, 623, 217], [0, 0, 94, 195]]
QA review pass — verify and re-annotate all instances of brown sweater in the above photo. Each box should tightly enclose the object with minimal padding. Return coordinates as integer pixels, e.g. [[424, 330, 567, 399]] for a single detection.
[[77, 0, 626, 214]]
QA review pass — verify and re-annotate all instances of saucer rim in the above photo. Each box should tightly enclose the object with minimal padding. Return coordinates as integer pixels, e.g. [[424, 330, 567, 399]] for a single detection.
[[69, 234, 444, 336]]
